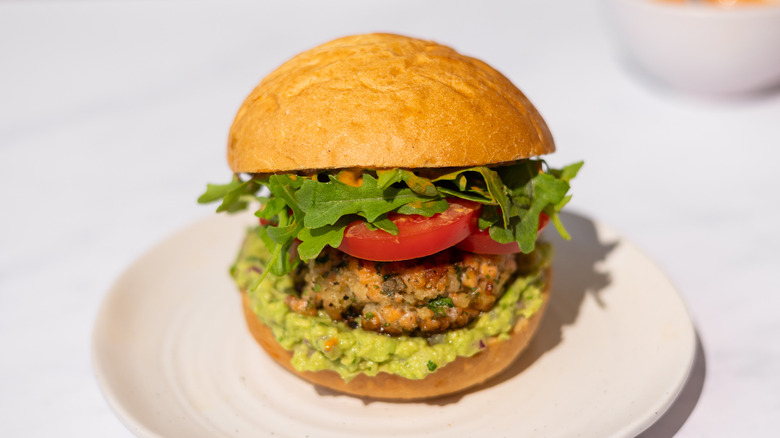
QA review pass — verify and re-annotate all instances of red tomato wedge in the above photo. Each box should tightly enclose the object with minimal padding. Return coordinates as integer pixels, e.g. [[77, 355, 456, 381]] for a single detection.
[[337, 199, 480, 261], [456, 212, 550, 254]]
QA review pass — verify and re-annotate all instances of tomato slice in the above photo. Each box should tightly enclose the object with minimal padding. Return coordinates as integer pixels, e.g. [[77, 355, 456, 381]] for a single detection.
[[337, 199, 480, 261], [455, 213, 549, 254]]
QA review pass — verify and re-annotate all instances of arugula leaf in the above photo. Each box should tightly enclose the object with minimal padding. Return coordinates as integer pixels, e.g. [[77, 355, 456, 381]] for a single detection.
[[265, 210, 299, 244], [513, 213, 542, 253], [197, 177, 242, 204], [495, 161, 541, 193], [395, 199, 449, 217], [200, 177, 261, 213], [435, 186, 493, 203], [376, 169, 439, 196], [297, 174, 439, 228], [257, 224, 298, 276], [248, 243, 278, 291], [548, 161, 584, 182], [296, 218, 350, 260], [513, 173, 571, 252], [368, 215, 399, 235], [255, 196, 287, 221], [434, 167, 511, 227], [488, 221, 516, 244], [548, 212, 571, 240], [258, 175, 308, 273], [266, 174, 304, 216], [376, 169, 404, 189], [477, 205, 501, 231], [263, 176, 305, 239]]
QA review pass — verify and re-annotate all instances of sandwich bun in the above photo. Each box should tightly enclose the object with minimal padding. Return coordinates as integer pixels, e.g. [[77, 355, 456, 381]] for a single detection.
[[228, 33, 555, 173]]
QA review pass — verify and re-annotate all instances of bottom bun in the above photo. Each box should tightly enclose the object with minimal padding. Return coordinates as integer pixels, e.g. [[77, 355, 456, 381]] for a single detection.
[[241, 267, 550, 400]]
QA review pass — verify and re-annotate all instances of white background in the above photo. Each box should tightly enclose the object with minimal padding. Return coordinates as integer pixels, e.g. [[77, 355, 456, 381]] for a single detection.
[[1, 0, 779, 436]]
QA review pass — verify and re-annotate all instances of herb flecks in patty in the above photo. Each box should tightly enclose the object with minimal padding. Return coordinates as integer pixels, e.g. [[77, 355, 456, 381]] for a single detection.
[[285, 246, 518, 336]]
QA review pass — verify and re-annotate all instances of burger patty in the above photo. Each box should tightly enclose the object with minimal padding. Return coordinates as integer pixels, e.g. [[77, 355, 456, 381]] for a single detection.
[[286, 246, 518, 336]]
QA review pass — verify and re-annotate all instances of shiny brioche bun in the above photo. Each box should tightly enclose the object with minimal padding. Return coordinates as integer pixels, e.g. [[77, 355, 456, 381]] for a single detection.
[[228, 33, 555, 173], [241, 267, 550, 400]]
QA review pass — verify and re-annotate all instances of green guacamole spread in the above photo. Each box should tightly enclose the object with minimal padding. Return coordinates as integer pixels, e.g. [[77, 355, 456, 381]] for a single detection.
[[232, 227, 551, 381]]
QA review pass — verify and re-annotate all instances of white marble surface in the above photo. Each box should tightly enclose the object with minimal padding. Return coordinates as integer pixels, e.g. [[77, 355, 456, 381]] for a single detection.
[[1, 1, 778, 436]]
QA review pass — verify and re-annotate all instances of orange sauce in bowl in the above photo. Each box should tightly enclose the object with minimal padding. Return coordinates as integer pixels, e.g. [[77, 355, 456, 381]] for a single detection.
[[658, 0, 777, 5]]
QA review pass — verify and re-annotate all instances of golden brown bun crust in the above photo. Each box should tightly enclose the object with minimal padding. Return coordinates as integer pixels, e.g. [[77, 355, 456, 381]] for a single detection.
[[228, 33, 555, 173], [240, 267, 550, 400]]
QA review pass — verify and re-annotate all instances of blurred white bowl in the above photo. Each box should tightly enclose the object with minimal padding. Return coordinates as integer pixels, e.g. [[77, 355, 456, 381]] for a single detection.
[[606, 0, 780, 94]]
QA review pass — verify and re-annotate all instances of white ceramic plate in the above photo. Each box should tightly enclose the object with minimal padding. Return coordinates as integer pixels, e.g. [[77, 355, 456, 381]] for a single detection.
[[93, 212, 696, 438]]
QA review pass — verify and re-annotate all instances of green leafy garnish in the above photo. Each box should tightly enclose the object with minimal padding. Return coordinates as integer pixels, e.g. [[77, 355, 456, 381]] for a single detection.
[[426, 360, 438, 371], [427, 297, 455, 316], [434, 166, 511, 226], [376, 169, 439, 196], [296, 217, 350, 261], [198, 160, 582, 286], [297, 174, 442, 228], [198, 175, 262, 213]]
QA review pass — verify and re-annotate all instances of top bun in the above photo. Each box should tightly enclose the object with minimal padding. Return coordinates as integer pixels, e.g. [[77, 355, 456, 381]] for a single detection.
[[228, 33, 555, 173]]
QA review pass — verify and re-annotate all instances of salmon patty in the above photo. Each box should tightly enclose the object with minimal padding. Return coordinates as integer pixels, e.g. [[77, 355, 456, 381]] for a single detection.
[[287, 246, 519, 336]]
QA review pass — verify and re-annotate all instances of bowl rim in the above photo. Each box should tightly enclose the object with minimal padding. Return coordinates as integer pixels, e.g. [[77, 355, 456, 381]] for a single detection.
[[610, 0, 780, 18]]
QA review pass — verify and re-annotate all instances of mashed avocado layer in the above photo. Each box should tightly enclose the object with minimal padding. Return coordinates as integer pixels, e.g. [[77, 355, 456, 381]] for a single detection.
[[232, 227, 551, 381]]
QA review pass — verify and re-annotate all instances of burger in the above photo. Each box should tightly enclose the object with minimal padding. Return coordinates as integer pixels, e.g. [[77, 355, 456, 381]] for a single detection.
[[199, 33, 581, 400]]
